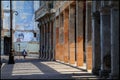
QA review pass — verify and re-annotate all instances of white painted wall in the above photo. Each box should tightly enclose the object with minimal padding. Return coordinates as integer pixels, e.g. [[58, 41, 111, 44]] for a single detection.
[[27, 42, 39, 53], [14, 42, 39, 54]]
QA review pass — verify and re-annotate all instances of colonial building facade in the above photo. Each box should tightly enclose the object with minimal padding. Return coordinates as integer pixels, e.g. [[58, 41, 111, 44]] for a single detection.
[[35, 1, 119, 79]]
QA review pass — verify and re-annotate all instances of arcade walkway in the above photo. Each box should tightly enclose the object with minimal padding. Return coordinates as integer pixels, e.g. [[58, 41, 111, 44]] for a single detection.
[[1, 55, 99, 79]]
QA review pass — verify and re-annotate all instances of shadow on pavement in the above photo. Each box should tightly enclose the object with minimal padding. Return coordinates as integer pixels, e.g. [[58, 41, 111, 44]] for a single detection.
[[1, 58, 73, 79], [56, 61, 87, 72], [1, 63, 14, 79], [1, 56, 99, 79]]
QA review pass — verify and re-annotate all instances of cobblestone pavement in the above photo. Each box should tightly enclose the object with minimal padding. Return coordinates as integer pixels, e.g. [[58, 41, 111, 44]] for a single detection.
[[1, 55, 99, 79]]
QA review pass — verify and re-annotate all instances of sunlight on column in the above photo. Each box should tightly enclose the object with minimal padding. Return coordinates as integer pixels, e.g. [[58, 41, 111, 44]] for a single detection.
[[12, 63, 44, 76]]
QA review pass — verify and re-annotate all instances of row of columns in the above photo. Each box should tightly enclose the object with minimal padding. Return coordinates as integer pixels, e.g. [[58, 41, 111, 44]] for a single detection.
[[92, 1, 101, 75], [37, 1, 119, 79], [38, 15, 54, 61], [92, 1, 119, 78], [54, 1, 119, 79], [110, 2, 119, 78], [55, 1, 92, 70], [85, 1, 92, 70]]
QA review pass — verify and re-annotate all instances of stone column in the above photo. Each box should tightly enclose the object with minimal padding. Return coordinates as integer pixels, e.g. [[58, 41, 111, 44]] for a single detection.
[[40, 22, 43, 59], [40, 24, 43, 59], [86, 1, 92, 70], [63, 9, 69, 63], [58, 13, 62, 61], [109, 1, 119, 79], [58, 15, 61, 61], [69, 4, 76, 64], [49, 16, 53, 60], [92, 1, 101, 75], [59, 13, 64, 61], [53, 17, 56, 61], [55, 17, 59, 60], [40, 24, 42, 59], [43, 22, 46, 59], [45, 22, 48, 60], [76, 1, 84, 66], [51, 21, 54, 60], [48, 20, 51, 60], [99, 1, 111, 77], [45, 23, 47, 60], [45, 19, 49, 60], [39, 23, 41, 58], [40, 23, 42, 59], [48, 21, 50, 60], [41, 24, 44, 59]]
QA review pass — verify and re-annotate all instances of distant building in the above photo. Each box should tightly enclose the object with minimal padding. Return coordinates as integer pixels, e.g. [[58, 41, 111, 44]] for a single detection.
[[1, 1, 40, 55], [1, 1, 11, 55], [35, 1, 119, 79]]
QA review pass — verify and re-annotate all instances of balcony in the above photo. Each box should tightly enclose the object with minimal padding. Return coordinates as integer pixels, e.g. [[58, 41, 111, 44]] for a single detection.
[[35, 2, 53, 21]]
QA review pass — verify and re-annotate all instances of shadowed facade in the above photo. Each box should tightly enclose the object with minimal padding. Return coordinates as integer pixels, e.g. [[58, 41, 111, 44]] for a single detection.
[[35, 1, 119, 79]]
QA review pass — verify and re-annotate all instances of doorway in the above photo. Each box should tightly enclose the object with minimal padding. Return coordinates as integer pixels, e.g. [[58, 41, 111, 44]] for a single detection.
[[4, 37, 10, 55]]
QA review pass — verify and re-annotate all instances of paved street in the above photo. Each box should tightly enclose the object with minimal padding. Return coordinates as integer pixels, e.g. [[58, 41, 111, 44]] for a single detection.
[[1, 55, 99, 79]]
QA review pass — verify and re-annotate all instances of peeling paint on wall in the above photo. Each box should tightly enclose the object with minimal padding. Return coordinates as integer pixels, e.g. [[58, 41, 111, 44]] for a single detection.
[[13, 1, 35, 42]]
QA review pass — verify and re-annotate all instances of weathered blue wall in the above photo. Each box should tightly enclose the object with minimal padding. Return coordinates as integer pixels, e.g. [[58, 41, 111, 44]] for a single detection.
[[14, 1, 34, 30], [2, 1, 40, 53], [13, 1, 35, 42]]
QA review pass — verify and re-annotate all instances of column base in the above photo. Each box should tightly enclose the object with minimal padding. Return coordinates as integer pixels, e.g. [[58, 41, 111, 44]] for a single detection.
[[50, 49, 55, 61], [108, 73, 119, 79], [8, 56, 15, 64], [40, 51, 43, 59], [47, 49, 49, 60], [45, 49, 47, 60], [99, 70, 111, 78], [92, 68, 100, 75], [39, 50, 42, 59], [42, 49, 46, 59], [47, 49, 51, 60]]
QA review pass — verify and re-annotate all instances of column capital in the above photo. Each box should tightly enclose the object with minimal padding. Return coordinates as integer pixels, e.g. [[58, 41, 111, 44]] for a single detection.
[[50, 14, 55, 21], [41, 20, 44, 25], [43, 18, 48, 24], [46, 16, 50, 23]]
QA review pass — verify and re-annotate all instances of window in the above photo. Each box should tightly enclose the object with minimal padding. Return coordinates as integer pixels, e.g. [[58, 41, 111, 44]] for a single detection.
[[34, 32, 36, 37]]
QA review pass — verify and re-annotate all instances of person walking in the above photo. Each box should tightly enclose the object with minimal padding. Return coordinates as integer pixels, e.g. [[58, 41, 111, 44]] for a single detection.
[[22, 49, 27, 59]]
